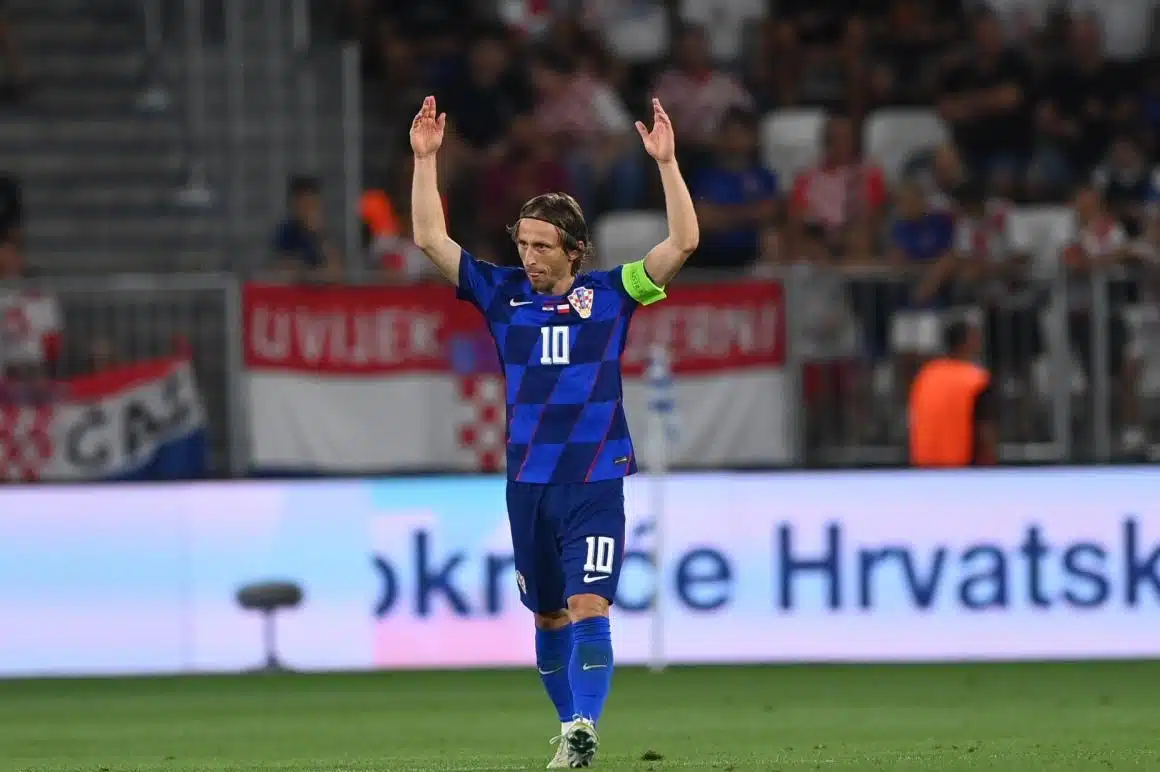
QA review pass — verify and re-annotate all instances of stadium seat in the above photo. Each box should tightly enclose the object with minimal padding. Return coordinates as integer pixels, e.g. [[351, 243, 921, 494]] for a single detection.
[[863, 108, 949, 185], [759, 109, 825, 186], [604, 4, 669, 61], [592, 211, 668, 269]]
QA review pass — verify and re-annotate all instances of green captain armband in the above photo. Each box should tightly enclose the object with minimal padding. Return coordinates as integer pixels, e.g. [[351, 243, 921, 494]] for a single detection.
[[621, 260, 667, 305]]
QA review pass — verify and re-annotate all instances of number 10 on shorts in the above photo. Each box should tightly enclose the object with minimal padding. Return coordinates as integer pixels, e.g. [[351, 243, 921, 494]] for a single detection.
[[584, 536, 615, 574]]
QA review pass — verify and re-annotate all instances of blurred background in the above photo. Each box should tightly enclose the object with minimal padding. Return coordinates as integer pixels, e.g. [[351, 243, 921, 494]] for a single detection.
[[3, 0, 1160, 481]]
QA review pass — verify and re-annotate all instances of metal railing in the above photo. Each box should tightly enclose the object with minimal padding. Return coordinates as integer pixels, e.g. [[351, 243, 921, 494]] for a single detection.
[[0, 273, 243, 475], [2, 257, 1157, 480]]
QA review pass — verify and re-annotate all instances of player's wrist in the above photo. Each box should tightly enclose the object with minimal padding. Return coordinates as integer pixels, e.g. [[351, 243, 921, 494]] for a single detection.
[[656, 158, 678, 168], [414, 150, 439, 162]]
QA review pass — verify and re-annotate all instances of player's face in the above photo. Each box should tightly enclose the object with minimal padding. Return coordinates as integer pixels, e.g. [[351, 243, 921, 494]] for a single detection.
[[515, 219, 575, 293]]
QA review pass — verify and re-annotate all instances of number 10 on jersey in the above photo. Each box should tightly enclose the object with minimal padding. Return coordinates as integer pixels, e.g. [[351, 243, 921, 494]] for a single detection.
[[540, 326, 570, 365]]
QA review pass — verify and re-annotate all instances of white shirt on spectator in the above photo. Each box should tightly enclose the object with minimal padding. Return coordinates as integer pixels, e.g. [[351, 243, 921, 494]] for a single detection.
[[534, 74, 634, 147], [678, 0, 768, 62], [955, 199, 1015, 262], [1066, 215, 1126, 310], [653, 68, 754, 146], [0, 290, 62, 374], [1067, 0, 1160, 60]]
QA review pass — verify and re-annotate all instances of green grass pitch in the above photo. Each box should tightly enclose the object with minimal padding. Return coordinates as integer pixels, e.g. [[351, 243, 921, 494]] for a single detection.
[[1, 662, 1158, 771]]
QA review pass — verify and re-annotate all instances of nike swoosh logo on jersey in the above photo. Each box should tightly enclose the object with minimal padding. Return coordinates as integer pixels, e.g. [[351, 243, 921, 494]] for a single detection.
[[509, 299, 534, 306], [582, 663, 608, 671], [538, 666, 564, 675], [583, 574, 608, 584]]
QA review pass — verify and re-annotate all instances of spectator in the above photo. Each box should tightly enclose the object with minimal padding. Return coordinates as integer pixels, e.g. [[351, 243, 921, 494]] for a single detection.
[[788, 114, 888, 260], [0, 235, 61, 382], [0, 0, 27, 101], [359, 183, 434, 283], [1092, 134, 1158, 237], [956, 181, 1044, 440], [770, 0, 868, 109], [937, 9, 1033, 194], [652, 24, 754, 173], [271, 176, 342, 281], [906, 142, 969, 215], [1139, 57, 1160, 138], [439, 25, 532, 160], [366, 14, 425, 127], [1062, 184, 1144, 452], [1125, 216, 1160, 437], [477, 114, 570, 265], [794, 244, 865, 456], [1030, 16, 1136, 193], [0, 172, 21, 242], [692, 108, 780, 272], [528, 50, 642, 216], [868, 0, 969, 108], [888, 180, 957, 391]]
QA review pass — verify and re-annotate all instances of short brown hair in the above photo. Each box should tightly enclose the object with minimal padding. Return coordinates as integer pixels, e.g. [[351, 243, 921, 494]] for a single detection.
[[508, 192, 593, 275]]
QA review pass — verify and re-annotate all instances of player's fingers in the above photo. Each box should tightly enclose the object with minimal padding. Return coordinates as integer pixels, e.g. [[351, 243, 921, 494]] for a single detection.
[[436, 112, 447, 130], [634, 121, 649, 140]]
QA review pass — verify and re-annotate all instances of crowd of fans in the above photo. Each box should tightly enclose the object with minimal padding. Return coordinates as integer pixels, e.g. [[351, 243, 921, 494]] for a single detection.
[[5, 0, 1160, 462], [309, 0, 1160, 460]]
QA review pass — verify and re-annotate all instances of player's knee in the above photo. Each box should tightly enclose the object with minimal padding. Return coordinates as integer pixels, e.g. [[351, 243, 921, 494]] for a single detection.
[[534, 609, 570, 631], [567, 593, 610, 622]]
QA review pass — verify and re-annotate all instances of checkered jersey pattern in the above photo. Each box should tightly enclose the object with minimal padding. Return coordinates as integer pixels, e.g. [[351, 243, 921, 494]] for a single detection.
[[456, 250, 640, 484]]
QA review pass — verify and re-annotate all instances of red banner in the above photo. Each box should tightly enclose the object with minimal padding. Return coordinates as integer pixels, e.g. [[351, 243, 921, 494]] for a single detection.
[[243, 278, 785, 377]]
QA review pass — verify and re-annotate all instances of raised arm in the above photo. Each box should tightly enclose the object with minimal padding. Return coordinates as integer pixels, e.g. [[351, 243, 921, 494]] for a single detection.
[[637, 99, 699, 287], [410, 96, 462, 284]]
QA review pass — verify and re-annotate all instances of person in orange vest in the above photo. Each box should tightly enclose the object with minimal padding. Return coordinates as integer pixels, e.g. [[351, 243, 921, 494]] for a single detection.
[[908, 319, 998, 467]]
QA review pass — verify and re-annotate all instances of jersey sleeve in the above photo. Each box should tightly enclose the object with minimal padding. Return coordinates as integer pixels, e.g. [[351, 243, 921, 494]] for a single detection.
[[456, 249, 514, 311], [613, 260, 667, 306]]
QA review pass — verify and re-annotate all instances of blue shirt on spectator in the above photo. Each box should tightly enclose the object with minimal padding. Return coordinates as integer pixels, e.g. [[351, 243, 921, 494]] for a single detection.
[[693, 165, 778, 265], [891, 212, 954, 309], [273, 219, 323, 268], [891, 213, 954, 263]]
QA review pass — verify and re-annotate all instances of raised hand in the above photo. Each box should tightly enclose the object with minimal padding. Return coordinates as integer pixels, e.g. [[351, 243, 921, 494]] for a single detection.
[[410, 96, 446, 159], [635, 98, 676, 164]]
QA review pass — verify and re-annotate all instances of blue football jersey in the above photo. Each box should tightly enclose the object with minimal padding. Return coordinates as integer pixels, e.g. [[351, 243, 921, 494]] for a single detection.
[[456, 250, 641, 484]]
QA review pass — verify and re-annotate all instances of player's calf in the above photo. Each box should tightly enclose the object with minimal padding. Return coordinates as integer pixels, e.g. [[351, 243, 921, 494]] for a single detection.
[[567, 594, 613, 733], [535, 609, 575, 731]]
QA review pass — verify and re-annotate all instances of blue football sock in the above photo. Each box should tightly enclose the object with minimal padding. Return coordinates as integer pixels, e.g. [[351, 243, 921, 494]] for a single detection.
[[568, 616, 613, 723], [535, 625, 574, 722]]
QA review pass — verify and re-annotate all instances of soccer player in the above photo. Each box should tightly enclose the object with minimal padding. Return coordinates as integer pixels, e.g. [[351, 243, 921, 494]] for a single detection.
[[409, 95, 698, 768]]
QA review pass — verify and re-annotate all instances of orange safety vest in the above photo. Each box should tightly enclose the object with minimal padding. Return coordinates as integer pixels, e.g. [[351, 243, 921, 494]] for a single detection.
[[908, 358, 990, 467]]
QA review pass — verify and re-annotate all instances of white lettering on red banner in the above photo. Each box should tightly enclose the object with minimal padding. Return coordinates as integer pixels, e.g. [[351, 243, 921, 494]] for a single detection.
[[243, 281, 785, 376]]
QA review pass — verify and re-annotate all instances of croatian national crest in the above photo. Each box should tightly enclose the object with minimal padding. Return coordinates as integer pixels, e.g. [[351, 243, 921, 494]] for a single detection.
[[567, 286, 594, 319]]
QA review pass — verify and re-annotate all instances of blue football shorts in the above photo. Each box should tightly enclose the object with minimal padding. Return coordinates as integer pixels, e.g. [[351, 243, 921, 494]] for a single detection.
[[505, 478, 626, 613]]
